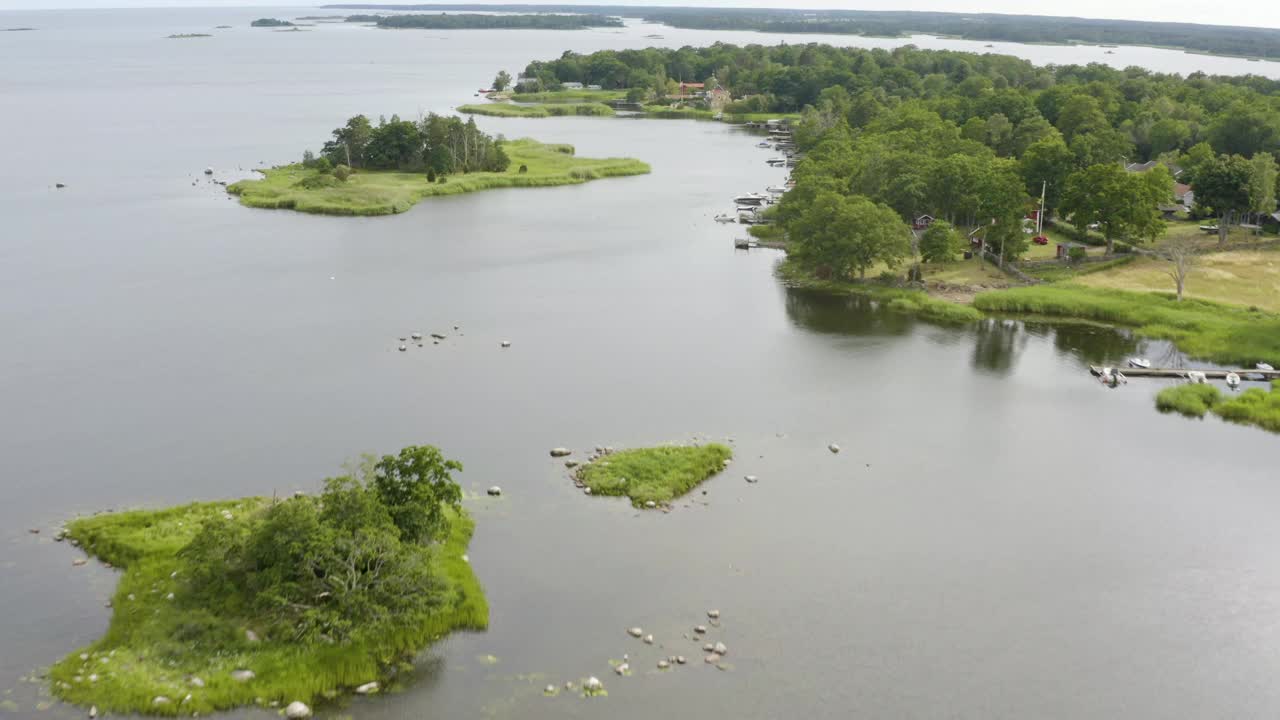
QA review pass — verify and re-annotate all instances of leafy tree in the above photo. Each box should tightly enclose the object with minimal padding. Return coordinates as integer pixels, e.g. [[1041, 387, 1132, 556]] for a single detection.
[[978, 159, 1033, 261], [371, 445, 463, 544], [1208, 101, 1280, 157], [1149, 118, 1192, 156], [493, 70, 513, 92], [1061, 163, 1171, 254], [1194, 153, 1255, 246], [791, 191, 910, 279], [322, 115, 373, 169], [1249, 152, 1278, 224], [919, 220, 961, 262], [1019, 135, 1074, 218]]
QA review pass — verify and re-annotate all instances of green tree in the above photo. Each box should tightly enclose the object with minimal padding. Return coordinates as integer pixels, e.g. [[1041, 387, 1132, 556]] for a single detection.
[[919, 220, 962, 262], [371, 445, 463, 545], [493, 70, 513, 92], [1019, 135, 1075, 219], [791, 192, 910, 279], [1061, 163, 1170, 254], [977, 158, 1032, 261], [322, 115, 374, 169], [1194, 153, 1255, 246], [1249, 152, 1278, 226], [1148, 118, 1191, 156]]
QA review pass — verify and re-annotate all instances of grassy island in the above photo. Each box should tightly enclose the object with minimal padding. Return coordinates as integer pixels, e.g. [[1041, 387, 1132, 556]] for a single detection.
[[51, 446, 487, 716], [458, 103, 615, 118], [1156, 380, 1280, 433], [575, 445, 732, 507], [230, 138, 648, 216], [250, 18, 293, 27]]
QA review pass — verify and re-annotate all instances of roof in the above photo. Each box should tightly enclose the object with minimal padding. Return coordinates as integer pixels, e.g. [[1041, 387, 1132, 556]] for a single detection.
[[1126, 160, 1184, 176], [1174, 183, 1191, 197], [678, 82, 705, 89]]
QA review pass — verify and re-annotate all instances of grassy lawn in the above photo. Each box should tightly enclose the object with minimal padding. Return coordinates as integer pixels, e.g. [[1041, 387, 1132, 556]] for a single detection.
[[51, 501, 486, 715], [575, 445, 733, 508], [228, 139, 649, 216], [1075, 248, 1280, 312], [973, 284, 1280, 365], [920, 257, 1009, 285], [457, 103, 615, 118], [504, 89, 627, 103]]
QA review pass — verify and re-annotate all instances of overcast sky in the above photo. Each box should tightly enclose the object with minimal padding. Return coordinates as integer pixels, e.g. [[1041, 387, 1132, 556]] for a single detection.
[[2, 0, 1277, 30]]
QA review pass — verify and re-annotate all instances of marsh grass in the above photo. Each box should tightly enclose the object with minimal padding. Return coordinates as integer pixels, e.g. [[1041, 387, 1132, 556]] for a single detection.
[[973, 285, 1280, 365], [457, 103, 615, 118], [1155, 380, 1280, 433], [1155, 383, 1222, 417], [228, 139, 649, 216], [509, 90, 627, 103], [50, 501, 486, 716], [575, 445, 732, 507]]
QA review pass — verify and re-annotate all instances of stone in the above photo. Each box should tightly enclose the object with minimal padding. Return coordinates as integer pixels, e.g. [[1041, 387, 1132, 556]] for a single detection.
[[702, 643, 714, 653], [675, 656, 687, 665], [230, 669, 255, 683], [714, 642, 728, 656], [411, 333, 423, 341], [643, 634, 654, 645], [627, 627, 643, 638], [354, 682, 379, 695], [565, 459, 579, 468], [245, 630, 259, 643], [584, 676, 603, 692], [614, 663, 629, 676], [153, 696, 170, 706], [89, 706, 97, 718], [704, 653, 721, 664], [28, 528, 39, 534], [544, 684, 556, 694], [398, 345, 407, 352], [657, 660, 670, 669], [644, 501, 656, 509], [694, 625, 707, 634], [707, 609, 720, 619], [829, 443, 841, 454], [72, 558, 87, 566], [583, 487, 592, 495], [744, 475, 758, 483], [189, 677, 205, 688], [487, 486, 502, 497], [501, 341, 511, 348], [284, 701, 312, 719], [165, 592, 175, 600], [550, 448, 572, 457]]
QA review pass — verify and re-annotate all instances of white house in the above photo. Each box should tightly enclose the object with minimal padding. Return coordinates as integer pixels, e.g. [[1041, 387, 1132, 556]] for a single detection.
[[562, 81, 584, 90]]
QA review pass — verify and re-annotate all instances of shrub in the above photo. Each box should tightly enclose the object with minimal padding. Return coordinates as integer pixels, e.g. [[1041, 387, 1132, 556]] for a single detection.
[[518, 164, 528, 174], [919, 220, 961, 262], [333, 164, 352, 182], [426, 169, 437, 183], [1155, 383, 1221, 417], [1068, 246, 1088, 263]]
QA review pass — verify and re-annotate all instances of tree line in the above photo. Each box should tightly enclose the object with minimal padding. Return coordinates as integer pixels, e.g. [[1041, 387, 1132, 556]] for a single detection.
[[344, 13, 622, 29], [310, 113, 510, 177]]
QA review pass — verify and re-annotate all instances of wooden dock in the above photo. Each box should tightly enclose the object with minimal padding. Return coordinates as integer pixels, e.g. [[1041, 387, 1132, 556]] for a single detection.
[[1090, 366, 1280, 380]]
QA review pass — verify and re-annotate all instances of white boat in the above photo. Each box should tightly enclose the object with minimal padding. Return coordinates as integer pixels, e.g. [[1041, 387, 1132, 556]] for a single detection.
[[1128, 358, 1151, 369], [1257, 363, 1275, 371], [713, 214, 736, 224], [1098, 367, 1127, 386], [756, 141, 771, 148], [766, 158, 787, 166], [1187, 371, 1208, 384], [766, 185, 787, 195], [1226, 372, 1241, 389], [733, 193, 769, 206]]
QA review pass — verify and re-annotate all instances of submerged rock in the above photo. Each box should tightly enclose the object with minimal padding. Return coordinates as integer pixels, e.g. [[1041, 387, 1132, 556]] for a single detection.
[[550, 448, 572, 457], [744, 475, 758, 483], [284, 701, 311, 719], [704, 653, 721, 664], [72, 558, 87, 567], [354, 681, 379, 695]]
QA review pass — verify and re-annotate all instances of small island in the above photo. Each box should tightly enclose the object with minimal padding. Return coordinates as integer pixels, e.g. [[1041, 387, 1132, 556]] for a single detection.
[[51, 445, 486, 717], [1156, 380, 1280, 433], [457, 102, 615, 118], [167, 33, 212, 38], [345, 13, 623, 30], [250, 18, 294, 27], [575, 445, 733, 508], [228, 113, 649, 216]]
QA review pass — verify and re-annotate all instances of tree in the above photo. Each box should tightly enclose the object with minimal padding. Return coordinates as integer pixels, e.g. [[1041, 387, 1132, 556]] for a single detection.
[[1019, 135, 1074, 219], [1162, 235, 1199, 301], [371, 445, 463, 545], [322, 115, 373, 169], [1060, 163, 1170, 254], [1249, 152, 1278, 228], [493, 70, 512, 92], [977, 158, 1032, 262], [791, 192, 910, 279], [919, 220, 961, 262], [1194, 153, 1255, 247]]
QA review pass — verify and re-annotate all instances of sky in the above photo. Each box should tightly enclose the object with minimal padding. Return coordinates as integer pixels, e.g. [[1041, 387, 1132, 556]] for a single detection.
[[1, 0, 1277, 30]]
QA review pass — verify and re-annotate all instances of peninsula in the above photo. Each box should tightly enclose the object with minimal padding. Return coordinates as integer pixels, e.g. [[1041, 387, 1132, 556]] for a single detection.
[[227, 113, 649, 215], [51, 446, 486, 717]]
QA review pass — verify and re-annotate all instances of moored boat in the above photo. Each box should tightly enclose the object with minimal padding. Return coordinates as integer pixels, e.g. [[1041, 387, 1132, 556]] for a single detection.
[[1128, 358, 1151, 369], [1226, 372, 1241, 389]]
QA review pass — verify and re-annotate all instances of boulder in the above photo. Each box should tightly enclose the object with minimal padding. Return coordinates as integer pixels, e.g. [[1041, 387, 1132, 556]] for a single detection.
[[644, 501, 656, 509], [675, 656, 687, 665], [550, 448, 572, 457], [707, 609, 720, 619], [583, 487, 592, 495], [643, 634, 654, 645], [284, 701, 312, 719], [657, 660, 670, 669], [627, 627, 643, 638], [565, 460, 579, 468], [501, 341, 511, 348], [583, 676, 603, 693], [230, 669, 255, 683], [714, 642, 728, 656], [152, 697, 170, 706], [614, 663, 629, 676], [72, 558, 87, 566], [487, 486, 502, 497], [694, 625, 707, 634], [828, 443, 841, 454], [88, 706, 97, 718], [702, 643, 714, 652], [744, 475, 758, 483], [704, 653, 721, 664], [354, 682, 379, 695]]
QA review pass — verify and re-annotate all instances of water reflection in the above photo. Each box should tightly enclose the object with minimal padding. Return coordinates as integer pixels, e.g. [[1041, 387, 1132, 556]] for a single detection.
[[1045, 322, 1141, 366], [971, 319, 1029, 376], [784, 290, 913, 337]]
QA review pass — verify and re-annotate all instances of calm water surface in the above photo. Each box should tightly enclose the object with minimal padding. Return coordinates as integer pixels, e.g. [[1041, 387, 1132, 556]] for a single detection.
[[3, 9, 1280, 720]]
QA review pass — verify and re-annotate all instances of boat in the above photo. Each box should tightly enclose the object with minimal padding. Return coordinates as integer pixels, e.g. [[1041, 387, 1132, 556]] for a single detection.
[[766, 185, 787, 195], [1187, 371, 1208, 384], [757, 141, 772, 148], [1098, 367, 1127, 387], [714, 214, 736, 224], [737, 208, 760, 223], [1226, 372, 1241, 389], [1258, 363, 1275, 371], [1128, 358, 1151, 369], [733, 193, 769, 206], [766, 158, 787, 166], [734, 237, 757, 249]]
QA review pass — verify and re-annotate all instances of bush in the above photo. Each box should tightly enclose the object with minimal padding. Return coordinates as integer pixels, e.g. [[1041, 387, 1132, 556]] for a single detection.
[[518, 164, 528, 174], [333, 164, 352, 182], [919, 220, 961, 262], [426, 169, 437, 183], [1068, 246, 1088, 263], [313, 157, 332, 173]]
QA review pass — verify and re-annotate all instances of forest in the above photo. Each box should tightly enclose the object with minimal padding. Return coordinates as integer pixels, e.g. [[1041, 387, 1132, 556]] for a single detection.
[[315, 113, 510, 175], [345, 12, 623, 29], [325, 4, 1280, 58]]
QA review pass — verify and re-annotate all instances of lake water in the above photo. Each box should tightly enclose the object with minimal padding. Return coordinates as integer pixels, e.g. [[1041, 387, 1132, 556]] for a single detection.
[[3, 8, 1280, 720]]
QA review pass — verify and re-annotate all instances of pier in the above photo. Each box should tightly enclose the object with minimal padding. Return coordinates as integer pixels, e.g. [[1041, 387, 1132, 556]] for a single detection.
[[1090, 366, 1280, 380]]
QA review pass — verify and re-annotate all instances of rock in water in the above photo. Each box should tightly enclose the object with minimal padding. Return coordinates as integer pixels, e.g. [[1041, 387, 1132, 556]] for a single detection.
[[702, 643, 715, 652], [72, 558, 87, 566], [694, 625, 707, 634], [487, 486, 502, 497], [704, 653, 721, 664], [744, 475, 758, 483], [643, 634, 654, 645], [88, 707, 97, 719], [550, 448, 572, 457], [284, 701, 312, 719], [644, 501, 656, 509], [627, 627, 643, 638], [565, 460, 579, 468], [614, 663, 629, 676], [707, 609, 720, 619], [828, 443, 841, 454], [657, 660, 670, 669], [675, 656, 687, 665], [354, 682, 379, 695], [584, 676, 603, 694], [714, 642, 728, 656], [501, 340, 511, 348]]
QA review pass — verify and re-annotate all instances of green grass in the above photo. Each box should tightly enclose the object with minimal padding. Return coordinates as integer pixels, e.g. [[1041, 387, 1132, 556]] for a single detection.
[[973, 284, 1280, 366], [228, 139, 649, 216], [1022, 255, 1136, 283], [457, 103, 615, 118], [1155, 383, 1222, 417], [50, 500, 486, 716], [1075, 248, 1280, 312], [778, 260, 984, 324], [509, 89, 627, 103], [1156, 380, 1280, 433], [575, 445, 732, 507]]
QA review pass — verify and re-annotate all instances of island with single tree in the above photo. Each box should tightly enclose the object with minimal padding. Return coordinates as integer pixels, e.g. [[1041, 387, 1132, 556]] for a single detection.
[[345, 12, 622, 30], [228, 113, 649, 215], [50, 445, 487, 717]]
